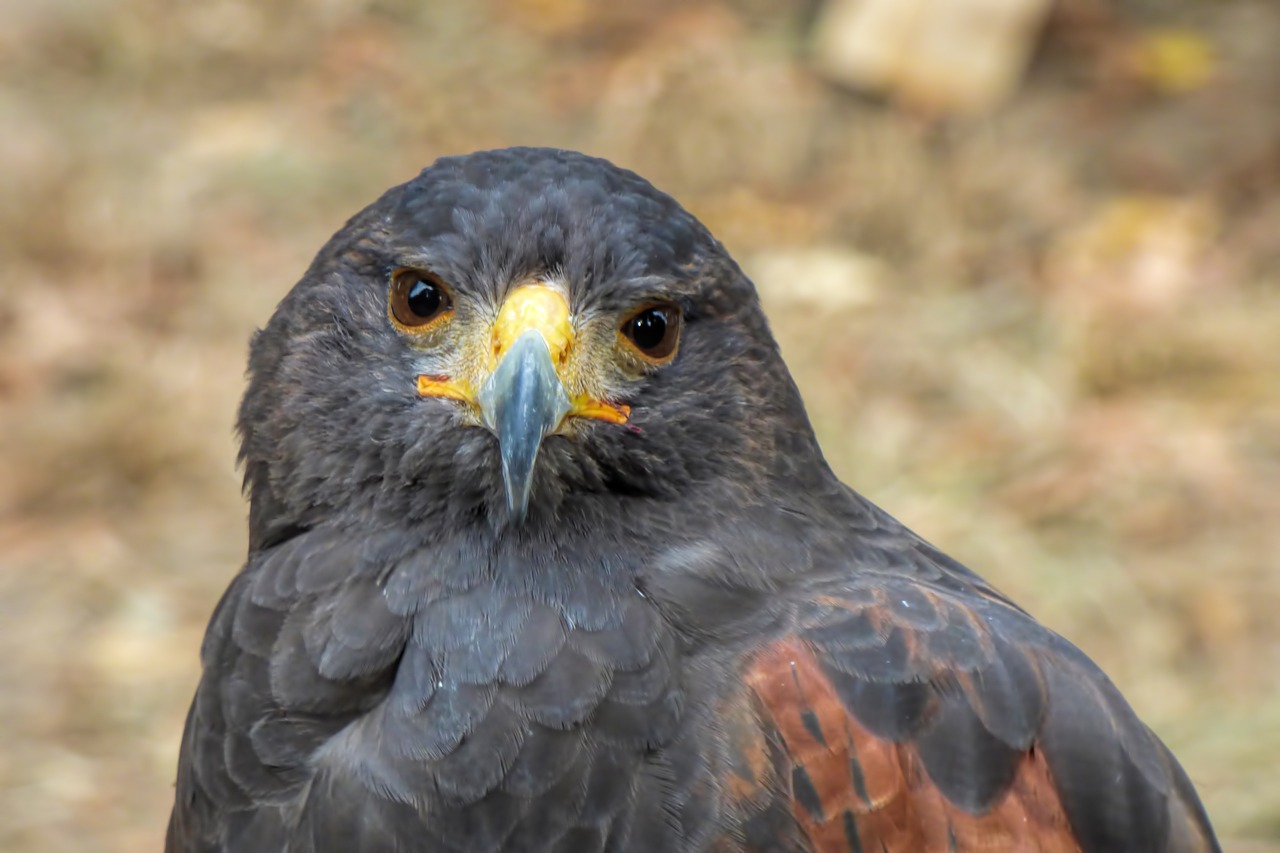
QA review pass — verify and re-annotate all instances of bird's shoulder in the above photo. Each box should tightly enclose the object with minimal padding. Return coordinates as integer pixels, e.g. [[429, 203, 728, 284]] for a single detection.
[[708, 508, 1219, 852], [169, 524, 694, 852], [168, 526, 418, 851]]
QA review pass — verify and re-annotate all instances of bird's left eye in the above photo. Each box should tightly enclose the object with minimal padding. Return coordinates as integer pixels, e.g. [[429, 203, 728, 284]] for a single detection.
[[389, 269, 454, 331], [620, 304, 682, 362]]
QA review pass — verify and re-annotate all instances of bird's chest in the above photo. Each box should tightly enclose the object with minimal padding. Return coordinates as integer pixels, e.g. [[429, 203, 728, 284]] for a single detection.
[[323, 581, 693, 849]]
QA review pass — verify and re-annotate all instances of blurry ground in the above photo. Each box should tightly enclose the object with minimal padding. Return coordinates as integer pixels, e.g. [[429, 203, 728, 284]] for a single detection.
[[1, 0, 1278, 849]]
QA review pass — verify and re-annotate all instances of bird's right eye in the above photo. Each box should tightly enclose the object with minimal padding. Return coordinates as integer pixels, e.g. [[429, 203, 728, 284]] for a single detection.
[[389, 269, 455, 332]]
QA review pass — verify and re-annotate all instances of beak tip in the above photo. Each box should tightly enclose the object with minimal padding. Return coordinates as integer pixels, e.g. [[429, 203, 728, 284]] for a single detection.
[[501, 452, 536, 522], [506, 490, 530, 523]]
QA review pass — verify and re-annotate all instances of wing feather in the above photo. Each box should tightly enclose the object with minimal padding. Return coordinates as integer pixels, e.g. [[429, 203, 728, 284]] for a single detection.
[[729, 566, 1220, 853]]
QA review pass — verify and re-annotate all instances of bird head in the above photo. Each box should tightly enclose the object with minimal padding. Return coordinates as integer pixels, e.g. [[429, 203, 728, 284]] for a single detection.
[[236, 148, 827, 549]]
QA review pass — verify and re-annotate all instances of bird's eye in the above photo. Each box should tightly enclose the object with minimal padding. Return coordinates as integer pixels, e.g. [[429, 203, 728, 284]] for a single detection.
[[389, 269, 454, 331], [620, 304, 682, 362]]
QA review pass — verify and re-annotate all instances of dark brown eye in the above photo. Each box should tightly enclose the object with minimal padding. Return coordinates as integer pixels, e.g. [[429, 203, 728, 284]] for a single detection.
[[620, 304, 681, 362], [389, 269, 454, 331]]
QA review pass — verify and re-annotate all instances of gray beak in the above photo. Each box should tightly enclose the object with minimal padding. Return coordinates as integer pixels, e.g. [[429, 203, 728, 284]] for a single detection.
[[476, 329, 573, 521]]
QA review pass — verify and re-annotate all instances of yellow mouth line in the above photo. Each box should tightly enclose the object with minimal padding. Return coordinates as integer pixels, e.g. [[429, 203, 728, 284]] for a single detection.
[[417, 375, 629, 425], [569, 396, 630, 424], [416, 374, 473, 402]]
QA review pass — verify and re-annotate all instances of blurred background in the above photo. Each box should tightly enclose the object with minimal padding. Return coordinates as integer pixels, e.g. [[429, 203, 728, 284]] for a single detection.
[[1, 0, 1277, 849]]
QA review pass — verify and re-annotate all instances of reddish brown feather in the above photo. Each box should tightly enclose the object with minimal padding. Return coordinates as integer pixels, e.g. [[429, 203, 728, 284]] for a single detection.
[[719, 689, 776, 808], [742, 638, 1081, 852]]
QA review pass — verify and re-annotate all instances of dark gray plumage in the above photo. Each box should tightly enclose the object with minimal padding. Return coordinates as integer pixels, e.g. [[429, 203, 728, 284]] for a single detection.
[[167, 147, 1220, 852]]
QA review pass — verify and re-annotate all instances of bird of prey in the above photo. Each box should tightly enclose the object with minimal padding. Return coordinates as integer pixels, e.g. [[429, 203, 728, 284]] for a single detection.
[[167, 147, 1220, 852]]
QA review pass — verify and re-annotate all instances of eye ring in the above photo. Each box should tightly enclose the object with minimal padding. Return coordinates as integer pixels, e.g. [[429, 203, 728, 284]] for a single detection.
[[619, 303, 682, 363], [389, 269, 455, 333]]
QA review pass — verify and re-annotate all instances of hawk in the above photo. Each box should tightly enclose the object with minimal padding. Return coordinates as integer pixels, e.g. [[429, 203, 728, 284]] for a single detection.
[[167, 147, 1220, 851]]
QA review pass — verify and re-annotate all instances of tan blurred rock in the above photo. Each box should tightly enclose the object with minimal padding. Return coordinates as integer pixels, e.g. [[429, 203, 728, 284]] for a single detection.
[[1046, 194, 1220, 319], [811, 0, 1053, 114], [748, 246, 883, 312]]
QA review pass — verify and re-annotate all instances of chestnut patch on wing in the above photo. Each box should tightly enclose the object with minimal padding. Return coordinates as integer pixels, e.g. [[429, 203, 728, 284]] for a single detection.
[[744, 638, 1081, 852]]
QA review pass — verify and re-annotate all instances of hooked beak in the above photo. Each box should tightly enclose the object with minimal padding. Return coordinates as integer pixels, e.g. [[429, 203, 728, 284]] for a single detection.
[[476, 328, 571, 520], [416, 284, 629, 522]]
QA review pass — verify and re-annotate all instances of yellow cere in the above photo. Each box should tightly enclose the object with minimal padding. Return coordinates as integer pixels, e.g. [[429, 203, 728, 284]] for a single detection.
[[490, 285, 574, 368]]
